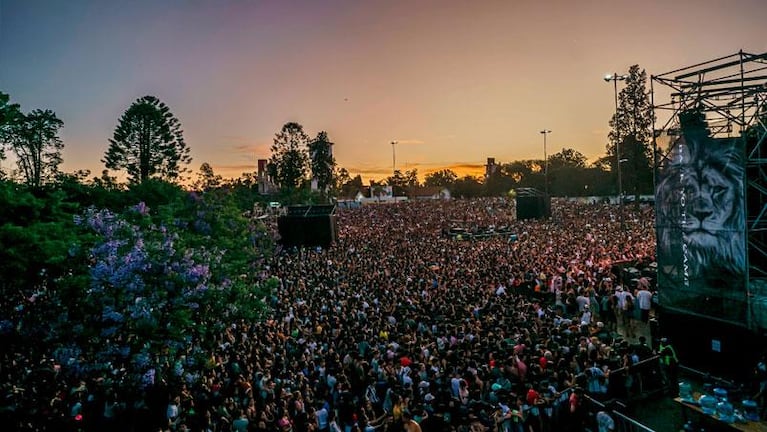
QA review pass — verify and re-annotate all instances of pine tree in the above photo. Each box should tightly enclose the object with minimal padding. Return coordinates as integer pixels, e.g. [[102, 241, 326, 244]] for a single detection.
[[607, 65, 655, 199], [104, 95, 191, 184], [267, 122, 310, 190], [308, 131, 336, 195]]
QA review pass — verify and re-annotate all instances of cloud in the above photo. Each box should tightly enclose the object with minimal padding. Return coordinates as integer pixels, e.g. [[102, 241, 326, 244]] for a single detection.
[[220, 135, 271, 155], [213, 164, 257, 171], [342, 161, 487, 182], [422, 163, 486, 178]]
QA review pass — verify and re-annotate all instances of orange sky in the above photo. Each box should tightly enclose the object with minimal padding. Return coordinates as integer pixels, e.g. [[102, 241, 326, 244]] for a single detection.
[[2, 0, 766, 183]]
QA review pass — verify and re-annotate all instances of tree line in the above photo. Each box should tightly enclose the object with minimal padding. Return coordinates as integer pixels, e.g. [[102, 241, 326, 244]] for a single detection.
[[1, 63, 657, 202]]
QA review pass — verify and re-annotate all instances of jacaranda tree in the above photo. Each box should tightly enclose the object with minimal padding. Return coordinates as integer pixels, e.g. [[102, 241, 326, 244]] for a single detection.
[[45, 196, 275, 390]]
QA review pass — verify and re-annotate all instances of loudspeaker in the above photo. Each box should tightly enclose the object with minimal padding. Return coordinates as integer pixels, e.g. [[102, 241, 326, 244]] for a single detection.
[[278, 215, 338, 248], [516, 196, 550, 220]]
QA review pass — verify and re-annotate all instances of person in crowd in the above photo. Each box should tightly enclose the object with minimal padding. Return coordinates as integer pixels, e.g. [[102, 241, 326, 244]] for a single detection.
[[1, 198, 659, 431]]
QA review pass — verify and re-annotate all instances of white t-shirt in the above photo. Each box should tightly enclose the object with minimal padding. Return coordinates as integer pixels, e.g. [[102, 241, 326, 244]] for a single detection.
[[616, 290, 633, 310], [636, 289, 652, 310]]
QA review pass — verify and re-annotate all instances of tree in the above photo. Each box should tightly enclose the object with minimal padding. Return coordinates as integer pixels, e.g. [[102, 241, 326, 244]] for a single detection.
[[485, 168, 515, 196], [104, 95, 191, 184], [193, 162, 223, 192], [337, 168, 363, 198], [267, 122, 310, 190], [548, 148, 587, 170], [7, 109, 64, 188], [502, 160, 541, 189], [607, 65, 655, 199], [452, 175, 484, 198], [308, 131, 336, 195], [384, 168, 419, 196], [403, 168, 419, 188], [544, 148, 589, 196], [0, 92, 22, 166], [424, 169, 457, 188]]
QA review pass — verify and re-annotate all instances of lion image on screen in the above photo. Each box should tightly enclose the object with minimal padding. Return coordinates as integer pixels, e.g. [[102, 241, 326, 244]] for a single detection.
[[656, 133, 745, 285]]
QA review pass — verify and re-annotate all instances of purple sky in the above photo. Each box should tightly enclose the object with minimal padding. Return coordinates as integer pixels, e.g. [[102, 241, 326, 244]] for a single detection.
[[2, 0, 766, 181]]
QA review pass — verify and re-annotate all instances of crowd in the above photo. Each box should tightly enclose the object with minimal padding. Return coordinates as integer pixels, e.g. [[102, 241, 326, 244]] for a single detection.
[[1, 198, 662, 431]]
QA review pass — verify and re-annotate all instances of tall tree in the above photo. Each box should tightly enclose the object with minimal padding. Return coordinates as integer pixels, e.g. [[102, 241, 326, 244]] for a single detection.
[[193, 162, 223, 191], [7, 109, 64, 188], [104, 95, 191, 184], [548, 148, 587, 170], [337, 168, 363, 198], [267, 122, 310, 190], [452, 175, 484, 198], [424, 169, 458, 188], [0, 92, 22, 175], [607, 65, 655, 199], [308, 131, 336, 195]]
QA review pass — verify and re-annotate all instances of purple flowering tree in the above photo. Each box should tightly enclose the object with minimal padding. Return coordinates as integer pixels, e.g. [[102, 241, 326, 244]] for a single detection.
[[50, 200, 273, 389]]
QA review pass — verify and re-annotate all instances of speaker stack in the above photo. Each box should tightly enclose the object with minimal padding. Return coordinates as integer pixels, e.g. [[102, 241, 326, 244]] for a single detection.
[[277, 205, 338, 248], [515, 188, 550, 220]]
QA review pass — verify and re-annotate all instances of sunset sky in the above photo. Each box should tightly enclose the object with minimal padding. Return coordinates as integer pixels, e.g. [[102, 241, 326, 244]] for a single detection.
[[1, 0, 765, 182]]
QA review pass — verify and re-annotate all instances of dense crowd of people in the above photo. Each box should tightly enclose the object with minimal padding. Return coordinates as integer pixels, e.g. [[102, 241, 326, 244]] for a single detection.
[[2, 198, 662, 431]]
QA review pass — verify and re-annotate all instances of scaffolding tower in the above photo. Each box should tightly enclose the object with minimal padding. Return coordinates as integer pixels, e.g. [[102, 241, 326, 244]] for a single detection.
[[652, 50, 767, 330]]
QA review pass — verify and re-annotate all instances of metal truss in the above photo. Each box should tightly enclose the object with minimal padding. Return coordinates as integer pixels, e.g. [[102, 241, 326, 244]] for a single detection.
[[651, 50, 767, 330]]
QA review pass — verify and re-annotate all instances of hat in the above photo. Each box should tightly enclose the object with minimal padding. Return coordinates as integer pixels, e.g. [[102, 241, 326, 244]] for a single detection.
[[616, 286, 623, 292], [491, 383, 502, 391], [424, 393, 435, 402]]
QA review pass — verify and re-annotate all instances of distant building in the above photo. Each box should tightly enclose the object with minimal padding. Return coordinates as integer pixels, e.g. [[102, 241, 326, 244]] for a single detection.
[[257, 158, 277, 195]]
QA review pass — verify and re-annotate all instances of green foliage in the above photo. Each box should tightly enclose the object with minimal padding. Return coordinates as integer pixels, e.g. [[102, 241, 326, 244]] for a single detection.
[[0, 175, 274, 394], [125, 178, 188, 210], [386, 169, 419, 195], [485, 168, 515, 196], [193, 162, 223, 192], [607, 64, 655, 198], [424, 169, 458, 188], [308, 131, 336, 197], [104, 95, 192, 184], [549, 148, 587, 170], [451, 175, 483, 198], [0, 181, 89, 295], [337, 168, 363, 198], [0, 91, 22, 166], [268, 122, 310, 191], [9, 109, 65, 188]]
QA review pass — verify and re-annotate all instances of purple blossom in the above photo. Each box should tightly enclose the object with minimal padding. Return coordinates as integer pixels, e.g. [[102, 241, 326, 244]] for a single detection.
[[131, 202, 150, 216]]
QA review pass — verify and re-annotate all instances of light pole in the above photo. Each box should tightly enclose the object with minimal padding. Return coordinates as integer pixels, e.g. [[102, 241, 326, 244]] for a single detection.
[[540, 129, 551, 197], [391, 140, 397, 175], [619, 158, 628, 228], [604, 72, 628, 228]]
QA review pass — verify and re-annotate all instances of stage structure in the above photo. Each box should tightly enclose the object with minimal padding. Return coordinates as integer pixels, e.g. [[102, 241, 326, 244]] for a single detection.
[[515, 187, 550, 220], [651, 51, 767, 377]]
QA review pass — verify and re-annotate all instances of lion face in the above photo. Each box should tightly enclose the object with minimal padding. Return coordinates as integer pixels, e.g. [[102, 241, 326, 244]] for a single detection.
[[680, 164, 738, 250], [656, 134, 745, 280]]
